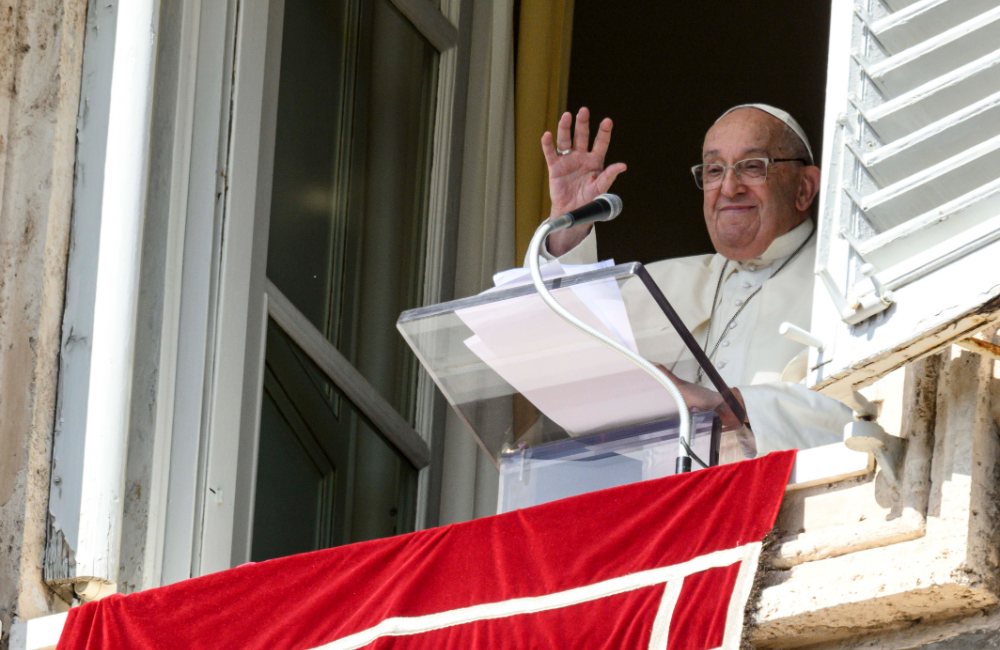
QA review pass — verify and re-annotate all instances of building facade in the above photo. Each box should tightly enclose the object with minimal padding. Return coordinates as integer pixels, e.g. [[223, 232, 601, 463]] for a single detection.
[[3, 0, 1000, 648]]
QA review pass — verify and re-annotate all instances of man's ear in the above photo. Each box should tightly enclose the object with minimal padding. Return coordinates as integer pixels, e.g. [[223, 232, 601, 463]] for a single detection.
[[796, 166, 821, 212]]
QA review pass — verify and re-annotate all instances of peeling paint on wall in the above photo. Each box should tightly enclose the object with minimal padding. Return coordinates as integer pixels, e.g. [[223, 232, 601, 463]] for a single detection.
[[0, 0, 91, 641]]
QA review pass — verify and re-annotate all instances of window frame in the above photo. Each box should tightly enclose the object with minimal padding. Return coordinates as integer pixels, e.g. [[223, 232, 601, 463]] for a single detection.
[[807, 0, 1000, 400], [180, 0, 472, 575]]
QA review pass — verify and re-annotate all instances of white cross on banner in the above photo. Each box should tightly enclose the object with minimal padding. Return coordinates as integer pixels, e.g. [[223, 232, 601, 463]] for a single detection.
[[57, 451, 796, 650]]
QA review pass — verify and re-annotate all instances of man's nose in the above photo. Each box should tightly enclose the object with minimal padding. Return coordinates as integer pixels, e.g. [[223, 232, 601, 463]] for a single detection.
[[720, 167, 746, 197]]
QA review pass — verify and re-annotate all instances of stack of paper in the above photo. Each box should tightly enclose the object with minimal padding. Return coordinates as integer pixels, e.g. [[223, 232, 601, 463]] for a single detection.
[[456, 262, 679, 436]]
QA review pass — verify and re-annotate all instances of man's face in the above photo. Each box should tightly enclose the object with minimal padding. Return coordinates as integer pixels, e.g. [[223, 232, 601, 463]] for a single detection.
[[701, 109, 816, 262]]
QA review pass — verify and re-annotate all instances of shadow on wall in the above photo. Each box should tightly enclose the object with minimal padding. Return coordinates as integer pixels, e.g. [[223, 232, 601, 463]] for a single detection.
[[566, 0, 832, 264]]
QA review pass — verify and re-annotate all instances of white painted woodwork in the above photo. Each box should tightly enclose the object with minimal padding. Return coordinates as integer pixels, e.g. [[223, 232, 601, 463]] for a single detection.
[[857, 0, 1000, 53], [852, 49, 1000, 142], [226, 0, 467, 560], [44, 0, 119, 587], [845, 133, 1000, 231], [143, 0, 204, 593], [855, 6, 1000, 96], [846, 90, 1000, 187], [809, 0, 1000, 396], [403, 0, 466, 530], [265, 281, 431, 469], [884, 0, 925, 12], [160, 0, 240, 586], [225, 0, 283, 573], [390, 0, 458, 51], [195, 0, 273, 577], [863, 201, 1000, 286], [73, 0, 159, 586]]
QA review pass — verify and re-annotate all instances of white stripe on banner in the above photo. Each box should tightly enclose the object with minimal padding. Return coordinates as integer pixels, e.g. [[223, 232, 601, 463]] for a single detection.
[[312, 543, 761, 650], [721, 542, 762, 650], [646, 579, 682, 650]]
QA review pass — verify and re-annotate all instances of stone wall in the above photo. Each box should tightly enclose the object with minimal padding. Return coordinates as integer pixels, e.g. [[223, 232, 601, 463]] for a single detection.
[[752, 340, 1000, 648], [0, 0, 88, 645]]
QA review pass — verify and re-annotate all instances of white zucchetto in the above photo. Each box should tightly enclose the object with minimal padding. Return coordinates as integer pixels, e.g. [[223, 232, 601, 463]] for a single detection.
[[717, 103, 814, 164]]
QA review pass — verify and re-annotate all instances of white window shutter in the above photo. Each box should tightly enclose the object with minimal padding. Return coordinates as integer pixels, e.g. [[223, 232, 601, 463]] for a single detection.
[[809, 0, 1000, 399]]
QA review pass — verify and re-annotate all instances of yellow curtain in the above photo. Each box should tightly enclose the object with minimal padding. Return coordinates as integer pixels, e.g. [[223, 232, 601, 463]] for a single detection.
[[514, 0, 575, 263]]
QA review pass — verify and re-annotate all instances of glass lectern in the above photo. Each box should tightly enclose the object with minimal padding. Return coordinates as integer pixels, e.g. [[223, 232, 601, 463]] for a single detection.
[[396, 263, 746, 512]]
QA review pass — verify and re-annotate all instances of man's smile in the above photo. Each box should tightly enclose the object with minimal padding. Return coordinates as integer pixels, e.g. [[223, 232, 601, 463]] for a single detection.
[[719, 204, 757, 213]]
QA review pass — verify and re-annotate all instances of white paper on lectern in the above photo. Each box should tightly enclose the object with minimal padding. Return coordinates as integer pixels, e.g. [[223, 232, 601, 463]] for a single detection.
[[456, 287, 678, 436], [570, 276, 637, 354], [491, 259, 613, 288], [489, 260, 637, 353]]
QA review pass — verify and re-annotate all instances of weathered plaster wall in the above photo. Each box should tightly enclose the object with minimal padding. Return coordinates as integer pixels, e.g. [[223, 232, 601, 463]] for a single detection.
[[753, 341, 1000, 648], [826, 606, 1000, 649], [0, 0, 88, 644]]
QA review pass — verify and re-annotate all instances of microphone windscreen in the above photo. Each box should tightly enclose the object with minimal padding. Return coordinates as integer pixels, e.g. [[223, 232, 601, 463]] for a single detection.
[[599, 193, 623, 220]]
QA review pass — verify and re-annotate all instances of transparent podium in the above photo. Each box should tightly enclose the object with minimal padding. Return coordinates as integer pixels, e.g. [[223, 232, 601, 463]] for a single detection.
[[396, 263, 746, 513]]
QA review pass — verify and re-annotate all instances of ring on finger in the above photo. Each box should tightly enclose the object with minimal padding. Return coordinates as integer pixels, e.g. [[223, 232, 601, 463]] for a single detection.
[[557, 148, 572, 156]]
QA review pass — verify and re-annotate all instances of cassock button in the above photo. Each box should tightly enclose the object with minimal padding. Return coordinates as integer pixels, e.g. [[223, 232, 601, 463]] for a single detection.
[[721, 340, 730, 347], [717, 361, 727, 369], [729, 321, 737, 329], [741, 281, 751, 288], [734, 299, 743, 306], [747, 264, 757, 271]]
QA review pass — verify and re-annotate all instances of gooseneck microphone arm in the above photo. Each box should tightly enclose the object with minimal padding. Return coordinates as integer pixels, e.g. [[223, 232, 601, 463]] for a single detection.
[[526, 194, 694, 473]]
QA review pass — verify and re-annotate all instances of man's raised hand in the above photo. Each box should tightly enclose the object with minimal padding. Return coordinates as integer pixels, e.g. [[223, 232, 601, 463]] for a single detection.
[[541, 107, 627, 257]]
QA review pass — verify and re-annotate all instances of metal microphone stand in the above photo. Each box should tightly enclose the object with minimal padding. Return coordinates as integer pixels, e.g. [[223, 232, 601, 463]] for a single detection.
[[526, 218, 694, 474]]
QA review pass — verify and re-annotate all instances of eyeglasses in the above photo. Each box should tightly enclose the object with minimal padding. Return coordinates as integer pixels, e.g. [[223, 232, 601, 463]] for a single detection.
[[691, 157, 809, 190]]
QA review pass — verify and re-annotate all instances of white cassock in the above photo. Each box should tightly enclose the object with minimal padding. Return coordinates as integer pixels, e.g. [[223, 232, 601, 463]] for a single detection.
[[534, 217, 854, 457]]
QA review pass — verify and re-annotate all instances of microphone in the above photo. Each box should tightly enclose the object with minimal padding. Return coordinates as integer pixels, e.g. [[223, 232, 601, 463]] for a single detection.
[[548, 194, 623, 232]]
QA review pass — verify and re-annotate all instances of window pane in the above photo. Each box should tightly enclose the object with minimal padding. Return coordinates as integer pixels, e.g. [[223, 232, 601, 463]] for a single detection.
[[265, 0, 352, 335], [266, 0, 439, 423], [252, 320, 417, 562]]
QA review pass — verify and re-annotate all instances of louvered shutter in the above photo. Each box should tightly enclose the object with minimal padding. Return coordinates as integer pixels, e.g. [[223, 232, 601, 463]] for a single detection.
[[809, 0, 1000, 398]]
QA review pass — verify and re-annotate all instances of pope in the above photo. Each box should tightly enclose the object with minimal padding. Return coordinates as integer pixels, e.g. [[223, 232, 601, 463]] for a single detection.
[[532, 104, 854, 458]]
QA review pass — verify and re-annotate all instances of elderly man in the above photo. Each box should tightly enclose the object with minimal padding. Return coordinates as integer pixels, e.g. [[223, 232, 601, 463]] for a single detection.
[[534, 104, 853, 456]]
